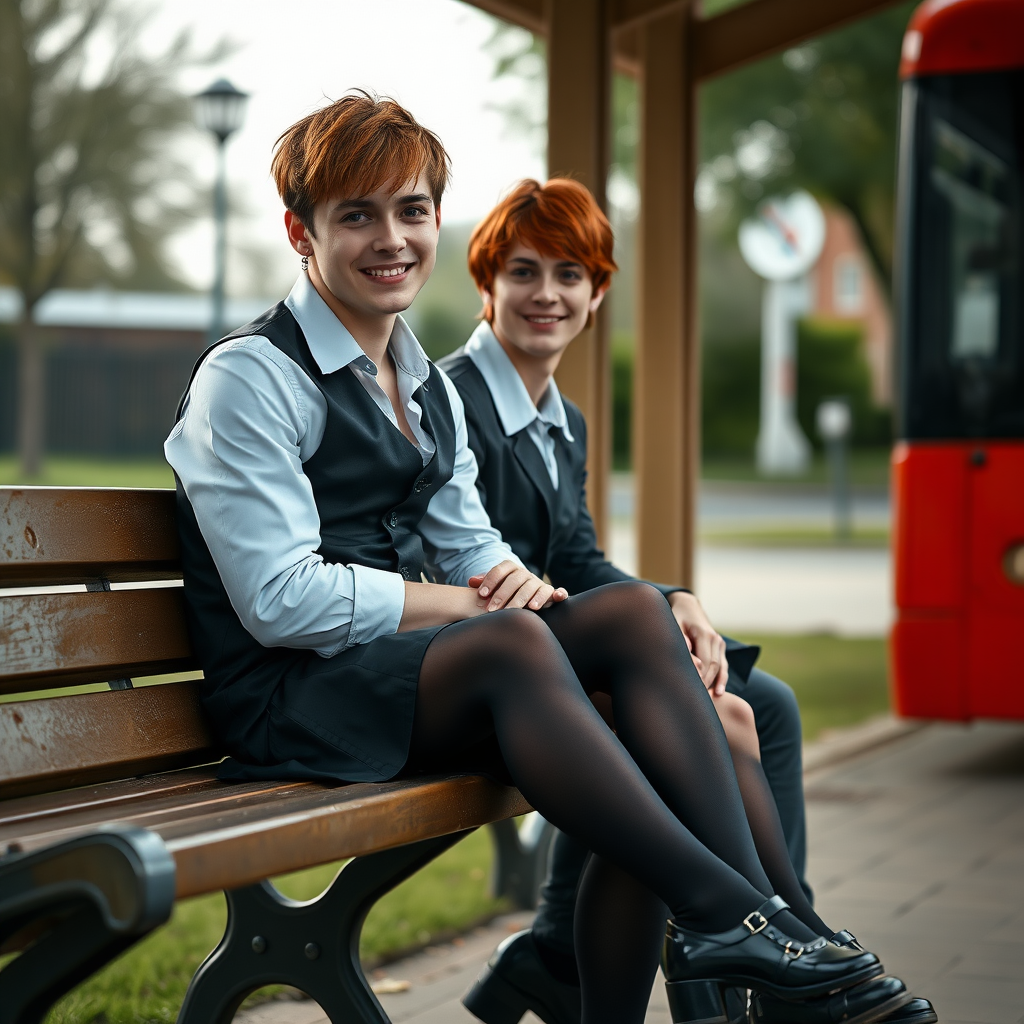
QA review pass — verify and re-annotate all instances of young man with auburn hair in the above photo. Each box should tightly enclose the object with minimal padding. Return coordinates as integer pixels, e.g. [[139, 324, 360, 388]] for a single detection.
[[165, 96, 904, 1024], [442, 177, 935, 1024]]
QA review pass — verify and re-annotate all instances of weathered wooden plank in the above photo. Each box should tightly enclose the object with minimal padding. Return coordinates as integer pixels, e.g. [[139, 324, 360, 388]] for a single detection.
[[1, 770, 531, 901], [0, 768, 264, 829], [692, 0, 906, 80], [0, 588, 197, 694], [0, 682, 216, 797], [462, 0, 544, 33], [0, 487, 180, 586], [163, 775, 531, 898], [0, 778, 324, 850]]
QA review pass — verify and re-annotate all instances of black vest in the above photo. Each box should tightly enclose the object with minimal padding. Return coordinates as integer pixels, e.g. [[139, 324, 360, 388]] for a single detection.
[[174, 303, 456, 749]]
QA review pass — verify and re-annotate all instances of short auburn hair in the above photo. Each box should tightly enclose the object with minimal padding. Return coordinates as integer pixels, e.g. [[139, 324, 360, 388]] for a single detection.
[[468, 178, 617, 322], [272, 91, 450, 231]]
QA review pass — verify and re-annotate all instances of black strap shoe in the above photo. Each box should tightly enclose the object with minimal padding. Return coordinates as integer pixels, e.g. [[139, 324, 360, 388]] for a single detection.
[[463, 930, 581, 1024], [749, 974, 912, 1024], [830, 931, 937, 1023], [465, 928, 747, 1024], [664, 896, 883, 1002]]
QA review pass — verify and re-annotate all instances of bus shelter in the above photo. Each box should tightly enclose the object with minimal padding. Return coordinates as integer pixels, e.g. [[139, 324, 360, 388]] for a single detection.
[[463, 0, 903, 586]]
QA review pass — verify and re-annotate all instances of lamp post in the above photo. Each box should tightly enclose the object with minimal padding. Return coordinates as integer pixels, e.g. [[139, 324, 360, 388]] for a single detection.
[[194, 78, 249, 344], [816, 398, 853, 540]]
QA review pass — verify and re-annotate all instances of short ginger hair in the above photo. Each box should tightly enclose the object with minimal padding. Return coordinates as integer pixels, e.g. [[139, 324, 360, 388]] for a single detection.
[[468, 178, 617, 322], [272, 91, 450, 231]]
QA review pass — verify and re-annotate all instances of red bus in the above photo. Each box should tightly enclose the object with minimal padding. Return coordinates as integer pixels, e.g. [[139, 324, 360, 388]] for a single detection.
[[891, 0, 1024, 720]]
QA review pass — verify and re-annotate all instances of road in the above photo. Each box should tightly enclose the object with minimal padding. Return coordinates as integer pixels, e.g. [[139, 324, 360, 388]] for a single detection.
[[608, 475, 892, 636]]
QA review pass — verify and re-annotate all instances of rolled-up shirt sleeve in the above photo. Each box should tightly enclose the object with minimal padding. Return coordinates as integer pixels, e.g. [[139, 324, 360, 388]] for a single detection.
[[420, 371, 522, 584], [164, 337, 406, 656]]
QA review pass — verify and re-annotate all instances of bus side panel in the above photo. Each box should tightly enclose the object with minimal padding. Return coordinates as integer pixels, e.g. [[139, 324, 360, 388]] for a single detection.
[[966, 443, 1024, 719], [891, 615, 966, 719], [892, 442, 968, 608], [891, 442, 969, 719]]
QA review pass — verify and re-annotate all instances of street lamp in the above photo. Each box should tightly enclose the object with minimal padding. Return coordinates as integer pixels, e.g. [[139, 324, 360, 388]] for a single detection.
[[194, 78, 249, 343]]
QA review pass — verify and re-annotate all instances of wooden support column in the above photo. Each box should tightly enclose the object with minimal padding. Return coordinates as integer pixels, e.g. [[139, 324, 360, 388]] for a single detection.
[[546, 0, 612, 543], [634, 4, 699, 587]]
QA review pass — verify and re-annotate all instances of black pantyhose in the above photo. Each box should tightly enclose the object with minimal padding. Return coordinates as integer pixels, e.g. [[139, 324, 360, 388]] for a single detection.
[[731, 752, 831, 937], [566, 757, 832, 1024], [407, 581, 815, 941], [575, 855, 667, 1024], [539, 583, 819, 943]]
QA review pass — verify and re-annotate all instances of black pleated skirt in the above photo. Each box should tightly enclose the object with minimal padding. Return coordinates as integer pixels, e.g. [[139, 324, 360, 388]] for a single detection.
[[213, 624, 448, 784]]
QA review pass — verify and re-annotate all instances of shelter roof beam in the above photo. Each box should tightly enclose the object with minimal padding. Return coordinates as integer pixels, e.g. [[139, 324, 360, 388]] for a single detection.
[[464, 0, 907, 80]]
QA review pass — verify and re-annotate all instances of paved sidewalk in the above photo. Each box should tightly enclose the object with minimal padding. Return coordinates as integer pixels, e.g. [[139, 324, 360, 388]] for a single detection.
[[238, 720, 1024, 1024]]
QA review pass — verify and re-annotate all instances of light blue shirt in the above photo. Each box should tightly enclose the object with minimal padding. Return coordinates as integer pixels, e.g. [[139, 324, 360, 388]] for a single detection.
[[164, 274, 519, 658], [463, 322, 574, 489]]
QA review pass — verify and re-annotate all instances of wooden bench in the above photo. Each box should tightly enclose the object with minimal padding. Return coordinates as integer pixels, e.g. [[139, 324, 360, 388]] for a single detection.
[[0, 486, 541, 1024]]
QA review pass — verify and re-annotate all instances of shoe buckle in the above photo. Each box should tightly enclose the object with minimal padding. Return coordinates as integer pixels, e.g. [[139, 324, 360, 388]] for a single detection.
[[743, 911, 768, 935], [784, 941, 804, 959]]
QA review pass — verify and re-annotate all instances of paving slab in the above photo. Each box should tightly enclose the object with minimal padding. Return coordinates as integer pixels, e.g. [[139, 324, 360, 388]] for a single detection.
[[237, 720, 1024, 1024]]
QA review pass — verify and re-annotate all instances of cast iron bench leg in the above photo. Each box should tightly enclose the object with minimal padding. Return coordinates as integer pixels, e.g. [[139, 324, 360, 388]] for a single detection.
[[488, 813, 556, 909], [177, 829, 473, 1024], [0, 829, 176, 1024]]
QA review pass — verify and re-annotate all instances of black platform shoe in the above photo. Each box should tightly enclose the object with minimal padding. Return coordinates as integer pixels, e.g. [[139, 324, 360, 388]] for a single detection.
[[749, 974, 912, 1024], [663, 896, 883, 1007], [830, 932, 938, 1024], [665, 980, 748, 1024], [462, 930, 581, 1024]]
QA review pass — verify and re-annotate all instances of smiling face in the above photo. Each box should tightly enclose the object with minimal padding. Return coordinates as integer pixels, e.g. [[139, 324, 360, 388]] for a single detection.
[[487, 244, 605, 366], [286, 171, 439, 334]]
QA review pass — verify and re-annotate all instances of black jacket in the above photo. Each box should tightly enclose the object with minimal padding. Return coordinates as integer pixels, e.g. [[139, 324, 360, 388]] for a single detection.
[[439, 348, 760, 682], [440, 350, 678, 597]]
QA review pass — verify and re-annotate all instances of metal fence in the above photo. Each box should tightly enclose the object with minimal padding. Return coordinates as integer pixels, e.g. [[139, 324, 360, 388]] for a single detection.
[[0, 342, 196, 457]]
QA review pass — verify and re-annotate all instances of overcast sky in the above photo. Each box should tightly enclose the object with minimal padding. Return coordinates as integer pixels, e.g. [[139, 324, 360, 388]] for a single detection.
[[144, 0, 544, 295]]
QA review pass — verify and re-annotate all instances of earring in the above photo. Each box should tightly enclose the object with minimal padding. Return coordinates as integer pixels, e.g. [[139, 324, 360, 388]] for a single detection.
[[301, 254, 309, 272]]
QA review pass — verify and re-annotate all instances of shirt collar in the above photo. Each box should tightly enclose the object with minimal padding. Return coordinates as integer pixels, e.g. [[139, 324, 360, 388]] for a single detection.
[[284, 272, 430, 382], [464, 321, 574, 442]]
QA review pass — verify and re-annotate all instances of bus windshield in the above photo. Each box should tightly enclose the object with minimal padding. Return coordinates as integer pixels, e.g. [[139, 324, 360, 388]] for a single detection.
[[899, 69, 1024, 439]]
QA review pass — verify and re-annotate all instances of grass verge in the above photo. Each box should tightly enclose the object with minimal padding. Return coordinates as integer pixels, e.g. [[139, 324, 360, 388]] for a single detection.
[[0, 456, 174, 489], [737, 633, 891, 741], [702, 450, 892, 489], [700, 527, 888, 548]]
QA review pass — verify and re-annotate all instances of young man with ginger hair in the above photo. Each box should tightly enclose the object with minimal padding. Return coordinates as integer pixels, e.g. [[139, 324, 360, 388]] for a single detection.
[[442, 178, 934, 1024]]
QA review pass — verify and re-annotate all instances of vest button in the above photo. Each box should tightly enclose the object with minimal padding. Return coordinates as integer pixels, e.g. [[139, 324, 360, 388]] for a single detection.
[[389, 512, 399, 527], [400, 566, 411, 580], [414, 479, 426, 493]]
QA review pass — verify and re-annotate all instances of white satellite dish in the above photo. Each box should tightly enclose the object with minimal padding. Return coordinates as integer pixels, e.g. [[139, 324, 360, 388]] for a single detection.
[[739, 191, 826, 282]]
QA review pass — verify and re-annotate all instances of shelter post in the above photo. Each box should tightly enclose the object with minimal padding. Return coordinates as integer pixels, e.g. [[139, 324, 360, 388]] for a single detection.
[[546, 0, 612, 543], [634, 5, 699, 587]]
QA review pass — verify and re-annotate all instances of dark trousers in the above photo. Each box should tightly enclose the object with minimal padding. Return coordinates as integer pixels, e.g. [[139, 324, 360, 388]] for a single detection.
[[531, 667, 809, 954]]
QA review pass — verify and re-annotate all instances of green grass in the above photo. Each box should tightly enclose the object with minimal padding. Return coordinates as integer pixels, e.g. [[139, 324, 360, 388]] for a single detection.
[[738, 633, 892, 741], [41, 827, 505, 1024], [702, 449, 892, 489], [700, 527, 889, 548], [0, 456, 174, 488]]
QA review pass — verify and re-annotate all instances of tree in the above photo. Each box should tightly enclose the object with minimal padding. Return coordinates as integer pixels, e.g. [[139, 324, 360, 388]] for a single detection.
[[697, 2, 917, 289], [0, 0, 219, 475]]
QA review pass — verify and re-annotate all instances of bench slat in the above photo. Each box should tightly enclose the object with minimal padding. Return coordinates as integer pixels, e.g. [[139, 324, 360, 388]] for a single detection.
[[0, 768, 268, 830], [0, 487, 180, 586], [0, 588, 197, 694], [1, 773, 531, 899], [168, 775, 530, 898], [0, 682, 216, 798]]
